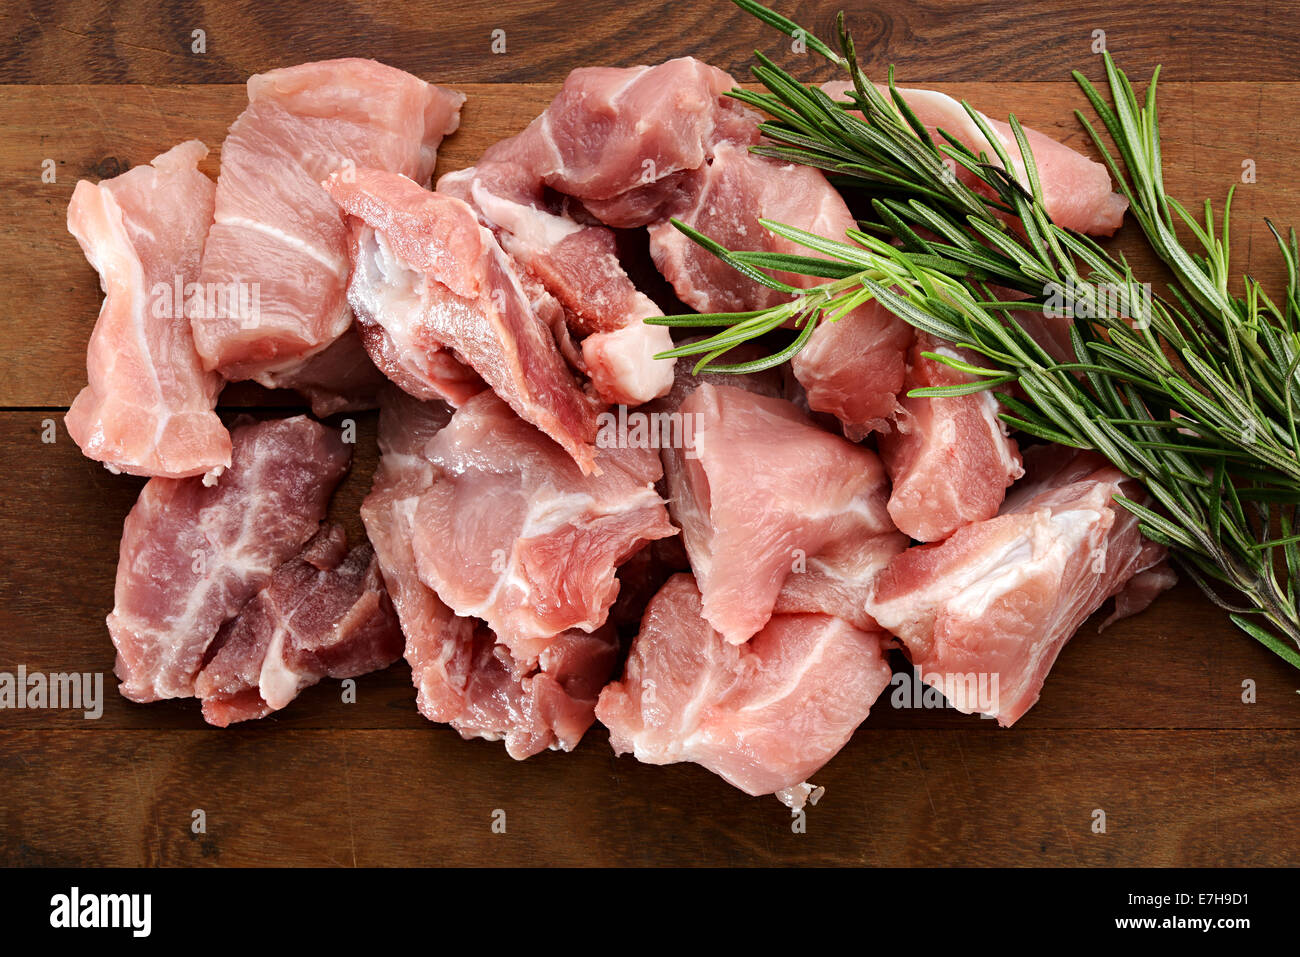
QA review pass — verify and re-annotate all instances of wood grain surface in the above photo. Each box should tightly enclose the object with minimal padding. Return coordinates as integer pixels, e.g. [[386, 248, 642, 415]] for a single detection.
[[2, 0, 1297, 867]]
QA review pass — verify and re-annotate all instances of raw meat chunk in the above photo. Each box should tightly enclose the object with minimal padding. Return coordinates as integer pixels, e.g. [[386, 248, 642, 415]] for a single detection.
[[328, 168, 601, 472], [790, 296, 914, 441], [64, 140, 229, 479], [647, 141, 854, 313], [414, 622, 618, 759], [596, 574, 893, 805], [410, 390, 675, 663], [878, 334, 1023, 541], [439, 141, 674, 404], [646, 137, 911, 439], [866, 446, 1175, 726], [528, 58, 757, 223], [663, 383, 906, 644], [823, 80, 1128, 236], [108, 416, 350, 702], [361, 387, 617, 756], [195, 524, 403, 726], [193, 59, 464, 381]]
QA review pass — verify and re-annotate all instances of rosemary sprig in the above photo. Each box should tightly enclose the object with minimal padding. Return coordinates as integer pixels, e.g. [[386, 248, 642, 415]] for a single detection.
[[645, 0, 1300, 667]]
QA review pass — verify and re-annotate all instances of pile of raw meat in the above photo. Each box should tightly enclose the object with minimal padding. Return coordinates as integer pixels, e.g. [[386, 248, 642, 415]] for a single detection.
[[67, 56, 1175, 807]]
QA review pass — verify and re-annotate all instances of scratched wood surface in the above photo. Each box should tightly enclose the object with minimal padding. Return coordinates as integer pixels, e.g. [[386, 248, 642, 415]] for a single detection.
[[1, 0, 1297, 867]]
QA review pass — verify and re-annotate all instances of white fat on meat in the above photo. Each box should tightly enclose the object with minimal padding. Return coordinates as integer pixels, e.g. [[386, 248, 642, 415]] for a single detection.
[[867, 446, 1175, 726], [470, 180, 585, 247], [108, 416, 351, 702], [327, 168, 602, 474], [581, 322, 675, 406], [346, 224, 485, 406], [472, 178, 675, 403]]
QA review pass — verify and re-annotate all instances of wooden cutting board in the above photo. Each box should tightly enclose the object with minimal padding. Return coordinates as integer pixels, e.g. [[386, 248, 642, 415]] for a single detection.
[[2, 0, 1297, 867]]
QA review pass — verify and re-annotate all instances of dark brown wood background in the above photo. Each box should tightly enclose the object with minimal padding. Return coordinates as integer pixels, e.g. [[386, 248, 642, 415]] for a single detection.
[[2, 0, 1297, 867]]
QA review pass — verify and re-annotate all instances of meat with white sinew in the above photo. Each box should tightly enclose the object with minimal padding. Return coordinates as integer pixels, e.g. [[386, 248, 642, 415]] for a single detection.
[[439, 161, 675, 407], [431, 62, 750, 407], [361, 387, 619, 758], [109, 416, 351, 702], [195, 524, 403, 726], [596, 574, 894, 807], [866, 445, 1175, 726], [64, 140, 230, 480], [327, 168, 603, 474], [431, 58, 775, 407], [663, 383, 907, 645], [410, 389, 676, 664], [192, 59, 464, 383], [878, 334, 1024, 542]]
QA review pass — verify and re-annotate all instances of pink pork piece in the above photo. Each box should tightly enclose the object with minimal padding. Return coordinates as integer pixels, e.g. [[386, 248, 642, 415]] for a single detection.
[[878, 334, 1024, 542], [789, 293, 916, 441], [596, 573, 894, 807], [439, 158, 675, 407], [648, 140, 858, 313], [193, 59, 464, 383], [361, 387, 618, 757], [195, 524, 403, 727], [327, 168, 603, 473], [437, 57, 768, 406], [526, 57, 758, 227], [663, 383, 906, 645], [410, 389, 676, 664], [64, 140, 230, 479], [108, 416, 350, 702], [866, 445, 1175, 726]]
